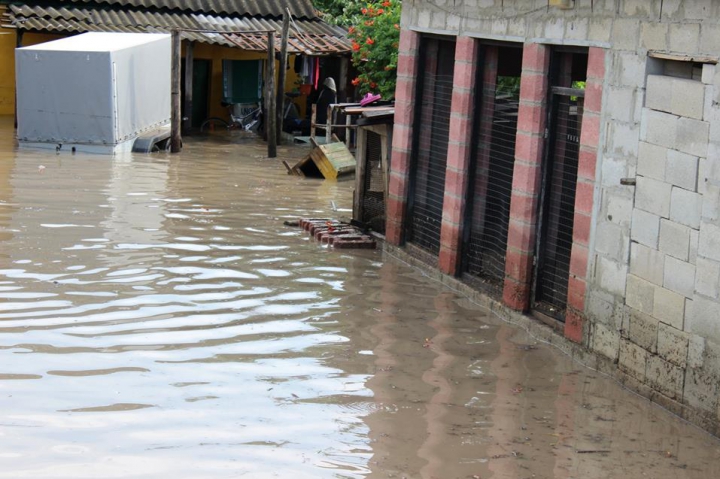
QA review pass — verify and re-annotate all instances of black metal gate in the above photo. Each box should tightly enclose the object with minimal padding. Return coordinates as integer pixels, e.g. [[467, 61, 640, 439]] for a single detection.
[[462, 46, 522, 293], [360, 130, 386, 233], [406, 37, 456, 255], [534, 86, 584, 320]]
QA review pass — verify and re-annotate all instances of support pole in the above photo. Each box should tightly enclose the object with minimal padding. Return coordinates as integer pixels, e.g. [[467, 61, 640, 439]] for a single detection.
[[183, 41, 194, 134], [266, 31, 277, 158], [338, 56, 349, 102], [276, 11, 290, 143], [171, 30, 182, 153]]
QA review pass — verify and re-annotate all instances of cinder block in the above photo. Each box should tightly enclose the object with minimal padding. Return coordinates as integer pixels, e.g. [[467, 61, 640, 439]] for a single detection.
[[702, 64, 716, 85], [690, 228, 699, 265], [607, 121, 640, 158], [594, 222, 627, 263], [646, 354, 685, 399], [635, 176, 672, 218], [653, 286, 686, 330], [663, 255, 696, 298], [640, 108, 678, 150], [596, 256, 627, 296], [685, 295, 720, 339], [601, 154, 627, 187], [591, 322, 621, 361], [607, 87, 636, 123], [695, 257, 720, 299], [612, 19, 640, 52], [676, 117, 710, 158], [626, 274, 656, 315], [645, 75, 673, 113], [619, 338, 649, 381], [657, 322, 689, 367], [637, 141, 667, 181], [616, 52, 646, 87], [701, 183, 720, 222], [698, 221, 720, 262], [640, 22, 669, 51], [588, 18, 613, 43], [604, 191, 633, 226], [700, 24, 720, 56], [670, 77, 706, 120], [564, 17, 588, 41], [659, 219, 691, 261], [684, 367, 719, 412], [688, 334, 706, 368], [631, 208, 661, 248], [629, 241, 665, 286], [669, 22, 700, 55], [628, 307, 659, 352], [670, 187, 702, 229], [665, 149, 698, 191]]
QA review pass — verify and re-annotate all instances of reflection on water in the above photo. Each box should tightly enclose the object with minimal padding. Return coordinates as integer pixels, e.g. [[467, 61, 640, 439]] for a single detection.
[[0, 119, 719, 478]]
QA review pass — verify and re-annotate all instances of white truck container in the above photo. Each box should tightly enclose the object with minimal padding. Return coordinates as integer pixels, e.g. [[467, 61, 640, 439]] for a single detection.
[[16, 32, 171, 154]]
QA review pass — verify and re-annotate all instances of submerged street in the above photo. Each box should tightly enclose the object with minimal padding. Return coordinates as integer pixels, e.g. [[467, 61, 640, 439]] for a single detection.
[[0, 119, 719, 478]]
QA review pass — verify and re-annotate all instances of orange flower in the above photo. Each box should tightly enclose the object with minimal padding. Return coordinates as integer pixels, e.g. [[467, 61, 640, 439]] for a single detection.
[[370, 82, 377, 89], [351, 77, 361, 86], [348, 26, 355, 34], [366, 37, 375, 45], [382, 1, 391, 6], [377, 8, 384, 14], [364, 20, 374, 26], [361, 8, 367, 14], [352, 41, 360, 51], [394, 23, 400, 29]]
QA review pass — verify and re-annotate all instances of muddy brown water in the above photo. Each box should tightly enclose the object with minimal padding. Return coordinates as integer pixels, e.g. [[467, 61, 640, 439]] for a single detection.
[[0, 119, 719, 478]]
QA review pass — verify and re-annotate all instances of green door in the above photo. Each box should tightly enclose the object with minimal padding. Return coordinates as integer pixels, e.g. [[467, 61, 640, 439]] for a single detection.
[[192, 59, 211, 128]]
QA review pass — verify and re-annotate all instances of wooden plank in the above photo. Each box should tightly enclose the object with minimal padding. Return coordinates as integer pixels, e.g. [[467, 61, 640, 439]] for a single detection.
[[276, 12, 290, 142], [266, 31, 277, 158], [353, 127, 366, 221]]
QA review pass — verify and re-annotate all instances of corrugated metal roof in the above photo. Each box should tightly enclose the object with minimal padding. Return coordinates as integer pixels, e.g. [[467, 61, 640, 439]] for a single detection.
[[5, 3, 351, 55], [67, 0, 319, 20]]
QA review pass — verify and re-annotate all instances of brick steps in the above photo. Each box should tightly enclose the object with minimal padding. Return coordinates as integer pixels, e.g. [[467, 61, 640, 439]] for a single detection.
[[297, 218, 377, 249]]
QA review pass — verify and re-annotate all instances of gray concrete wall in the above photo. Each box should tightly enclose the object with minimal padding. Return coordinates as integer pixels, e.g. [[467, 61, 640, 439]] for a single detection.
[[399, 0, 720, 433]]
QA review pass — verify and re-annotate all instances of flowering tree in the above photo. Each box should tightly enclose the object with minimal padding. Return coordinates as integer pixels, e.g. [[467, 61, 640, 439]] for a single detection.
[[348, 1, 401, 99]]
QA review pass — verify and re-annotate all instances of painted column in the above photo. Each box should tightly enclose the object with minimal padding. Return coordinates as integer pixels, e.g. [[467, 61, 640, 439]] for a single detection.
[[502, 43, 551, 312], [564, 47, 606, 343], [386, 29, 421, 245], [438, 36, 479, 276]]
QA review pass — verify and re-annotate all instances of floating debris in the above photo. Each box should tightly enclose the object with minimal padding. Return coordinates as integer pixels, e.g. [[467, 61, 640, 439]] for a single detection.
[[295, 218, 376, 249]]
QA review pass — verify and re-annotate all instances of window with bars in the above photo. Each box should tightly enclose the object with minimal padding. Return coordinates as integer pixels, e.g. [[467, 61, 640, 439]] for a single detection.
[[462, 45, 523, 295], [533, 50, 588, 321], [406, 37, 456, 256]]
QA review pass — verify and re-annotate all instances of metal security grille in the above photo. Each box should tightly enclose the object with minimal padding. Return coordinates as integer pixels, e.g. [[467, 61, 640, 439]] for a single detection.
[[463, 46, 521, 293], [361, 130, 386, 233], [406, 38, 456, 255], [534, 91, 584, 319]]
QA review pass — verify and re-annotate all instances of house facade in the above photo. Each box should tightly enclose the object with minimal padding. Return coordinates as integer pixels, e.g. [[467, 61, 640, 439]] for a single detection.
[[388, 0, 720, 435], [0, 0, 351, 124]]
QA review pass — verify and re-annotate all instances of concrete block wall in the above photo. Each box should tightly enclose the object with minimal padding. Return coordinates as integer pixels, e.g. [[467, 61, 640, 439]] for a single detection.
[[392, 0, 720, 434]]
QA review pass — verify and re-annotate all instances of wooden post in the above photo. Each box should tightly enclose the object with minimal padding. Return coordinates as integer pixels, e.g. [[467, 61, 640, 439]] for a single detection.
[[276, 12, 290, 143], [14, 30, 24, 129], [266, 31, 277, 158], [338, 56, 349, 102], [183, 41, 194, 134], [326, 105, 332, 143], [310, 104, 316, 140], [171, 30, 182, 153]]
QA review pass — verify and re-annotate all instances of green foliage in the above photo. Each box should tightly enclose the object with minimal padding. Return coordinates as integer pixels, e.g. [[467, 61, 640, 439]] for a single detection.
[[313, 0, 363, 26], [347, 1, 401, 99]]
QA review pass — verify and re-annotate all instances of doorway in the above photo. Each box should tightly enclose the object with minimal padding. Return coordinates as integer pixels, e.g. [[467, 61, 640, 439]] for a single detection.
[[533, 49, 588, 321]]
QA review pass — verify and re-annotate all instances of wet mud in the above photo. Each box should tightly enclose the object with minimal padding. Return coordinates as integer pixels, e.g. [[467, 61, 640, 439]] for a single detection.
[[0, 119, 719, 478]]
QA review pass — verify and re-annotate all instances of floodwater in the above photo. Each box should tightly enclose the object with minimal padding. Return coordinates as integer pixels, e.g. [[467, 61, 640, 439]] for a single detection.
[[0, 119, 719, 479]]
